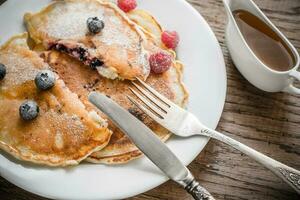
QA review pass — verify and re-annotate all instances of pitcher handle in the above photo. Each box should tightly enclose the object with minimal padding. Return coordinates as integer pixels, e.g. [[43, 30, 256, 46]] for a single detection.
[[283, 70, 300, 94]]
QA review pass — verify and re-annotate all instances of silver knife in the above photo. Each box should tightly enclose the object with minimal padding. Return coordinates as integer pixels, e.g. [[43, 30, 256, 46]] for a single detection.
[[88, 92, 215, 200]]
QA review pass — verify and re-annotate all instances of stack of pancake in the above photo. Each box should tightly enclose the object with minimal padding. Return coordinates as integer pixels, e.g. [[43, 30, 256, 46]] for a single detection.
[[0, 0, 188, 166]]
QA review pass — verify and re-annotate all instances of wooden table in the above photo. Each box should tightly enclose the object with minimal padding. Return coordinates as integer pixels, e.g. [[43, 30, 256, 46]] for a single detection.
[[1, 0, 299, 199]]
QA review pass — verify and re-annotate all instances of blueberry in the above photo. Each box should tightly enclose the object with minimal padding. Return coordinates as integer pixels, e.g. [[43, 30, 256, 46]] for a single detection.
[[55, 43, 68, 53], [0, 63, 6, 80], [35, 70, 56, 90], [89, 58, 104, 70], [19, 100, 39, 121], [87, 17, 105, 34]]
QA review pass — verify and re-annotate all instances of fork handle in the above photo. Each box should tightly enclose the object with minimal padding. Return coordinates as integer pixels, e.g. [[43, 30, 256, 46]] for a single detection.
[[197, 126, 300, 194]]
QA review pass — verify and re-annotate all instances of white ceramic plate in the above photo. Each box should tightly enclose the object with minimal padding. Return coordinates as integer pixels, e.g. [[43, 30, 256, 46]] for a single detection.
[[0, 0, 226, 199]]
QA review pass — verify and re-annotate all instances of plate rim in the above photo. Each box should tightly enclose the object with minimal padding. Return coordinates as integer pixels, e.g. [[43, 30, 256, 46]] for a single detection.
[[0, 0, 227, 199]]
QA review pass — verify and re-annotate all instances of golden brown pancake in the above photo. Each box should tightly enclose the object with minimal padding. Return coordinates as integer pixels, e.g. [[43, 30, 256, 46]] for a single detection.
[[40, 8, 188, 164], [89, 10, 188, 164], [43, 49, 187, 164], [127, 9, 164, 48], [24, 0, 151, 80], [0, 34, 112, 166], [89, 66, 187, 164]]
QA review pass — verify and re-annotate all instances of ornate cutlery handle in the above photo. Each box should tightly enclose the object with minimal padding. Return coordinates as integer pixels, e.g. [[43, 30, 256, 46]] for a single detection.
[[185, 179, 215, 200], [277, 167, 300, 192], [198, 126, 300, 194], [178, 171, 215, 200]]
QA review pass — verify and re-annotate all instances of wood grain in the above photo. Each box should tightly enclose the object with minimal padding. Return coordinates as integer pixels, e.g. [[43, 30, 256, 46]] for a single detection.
[[1, 0, 300, 199]]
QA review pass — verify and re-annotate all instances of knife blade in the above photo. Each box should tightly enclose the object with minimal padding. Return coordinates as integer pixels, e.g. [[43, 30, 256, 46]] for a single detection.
[[88, 92, 214, 200]]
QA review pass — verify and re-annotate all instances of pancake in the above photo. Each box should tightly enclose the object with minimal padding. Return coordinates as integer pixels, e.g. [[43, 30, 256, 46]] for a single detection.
[[127, 9, 164, 48], [40, 7, 188, 164], [88, 10, 188, 164], [24, 0, 151, 80], [43, 49, 187, 164], [0, 33, 112, 166]]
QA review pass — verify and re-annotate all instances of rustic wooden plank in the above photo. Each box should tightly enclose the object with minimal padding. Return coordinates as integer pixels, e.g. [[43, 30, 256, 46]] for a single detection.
[[132, 0, 300, 199], [1, 0, 300, 199]]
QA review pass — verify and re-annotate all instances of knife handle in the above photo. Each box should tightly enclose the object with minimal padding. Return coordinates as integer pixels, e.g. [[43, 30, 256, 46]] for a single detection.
[[178, 171, 215, 200], [185, 179, 215, 200]]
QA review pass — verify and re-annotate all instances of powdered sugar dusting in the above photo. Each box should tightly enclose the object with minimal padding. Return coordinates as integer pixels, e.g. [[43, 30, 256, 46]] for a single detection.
[[44, 1, 140, 50], [30, 0, 151, 79], [95, 8, 150, 73], [0, 53, 42, 87], [99, 14, 137, 49], [44, 110, 86, 144], [45, 1, 104, 39], [137, 49, 150, 76]]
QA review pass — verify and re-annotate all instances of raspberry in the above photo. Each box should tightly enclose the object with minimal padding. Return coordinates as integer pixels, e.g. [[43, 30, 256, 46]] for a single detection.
[[161, 31, 179, 50], [117, 0, 137, 13], [149, 52, 172, 74]]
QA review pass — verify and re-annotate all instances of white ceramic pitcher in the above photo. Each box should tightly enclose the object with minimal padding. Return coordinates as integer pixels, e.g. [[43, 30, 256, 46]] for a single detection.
[[223, 0, 300, 94]]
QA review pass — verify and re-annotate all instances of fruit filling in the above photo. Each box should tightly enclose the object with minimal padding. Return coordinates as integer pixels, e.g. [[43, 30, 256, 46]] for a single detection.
[[49, 41, 104, 70]]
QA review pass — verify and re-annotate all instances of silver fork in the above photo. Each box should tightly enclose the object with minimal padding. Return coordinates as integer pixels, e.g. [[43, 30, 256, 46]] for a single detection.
[[127, 78, 300, 194]]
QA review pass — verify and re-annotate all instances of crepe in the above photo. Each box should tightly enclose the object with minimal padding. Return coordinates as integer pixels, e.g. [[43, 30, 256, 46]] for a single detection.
[[0, 34, 112, 166], [24, 0, 152, 80]]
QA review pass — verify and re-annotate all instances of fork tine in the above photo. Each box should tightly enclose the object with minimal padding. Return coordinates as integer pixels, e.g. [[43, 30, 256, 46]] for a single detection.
[[127, 96, 164, 121], [129, 87, 167, 118], [135, 77, 173, 108], [131, 82, 169, 112]]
